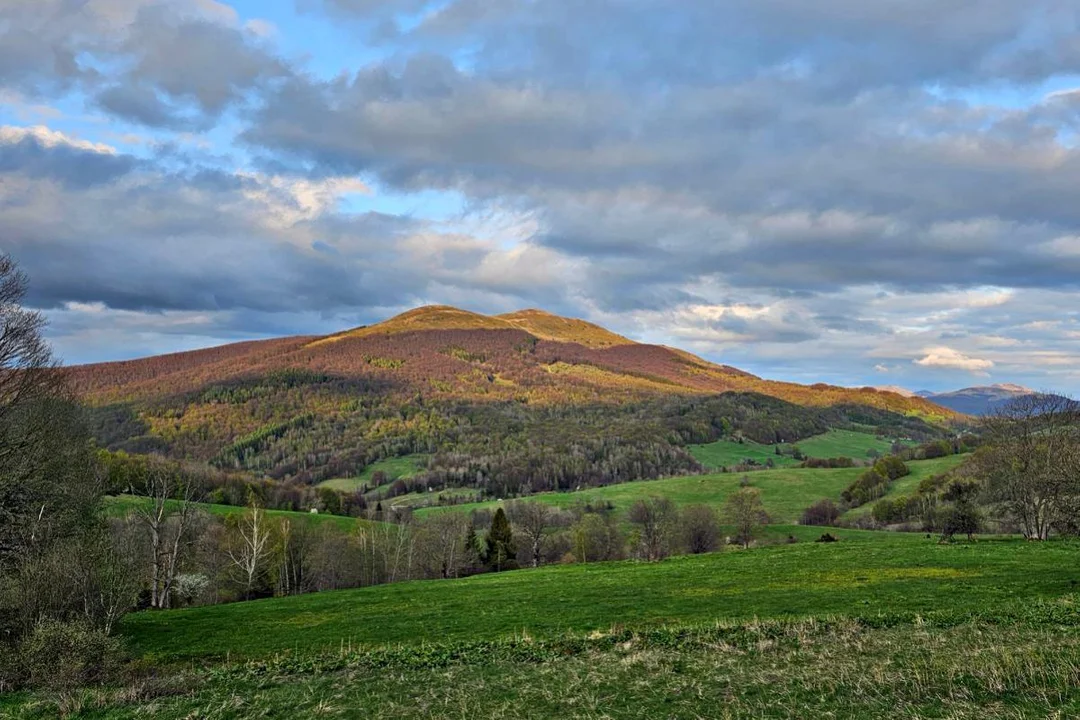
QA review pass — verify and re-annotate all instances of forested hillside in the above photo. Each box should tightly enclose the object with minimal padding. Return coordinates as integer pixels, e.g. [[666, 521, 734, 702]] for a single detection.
[[72, 306, 954, 501]]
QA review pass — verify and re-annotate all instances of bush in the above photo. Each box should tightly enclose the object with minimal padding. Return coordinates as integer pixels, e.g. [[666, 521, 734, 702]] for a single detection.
[[800, 499, 840, 526], [816, 533, 839, 543], [19, 619, 126, 690]]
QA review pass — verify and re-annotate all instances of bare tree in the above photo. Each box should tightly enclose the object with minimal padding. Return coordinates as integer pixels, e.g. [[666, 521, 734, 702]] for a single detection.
[[628, 497, 677, 561], [571, 513, 624, 563], [135, 460, 205, 609], [413, 512, 471, 579], [0, 255, 64, 470], [724, 488, 768, 549], [75, 520, 143, 634], [226, 499, 274, 599], [977, 393, 1080, 540], [507, 501, 552, 568], [681, 504, 721, 554]]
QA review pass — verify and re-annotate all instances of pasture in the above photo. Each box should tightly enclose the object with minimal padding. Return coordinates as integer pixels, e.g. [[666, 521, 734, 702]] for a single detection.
[[120, 535, 1074, 663], [689, 428, 909, 470], [414, 454, 967, 522], [316, 454, 428, 493]]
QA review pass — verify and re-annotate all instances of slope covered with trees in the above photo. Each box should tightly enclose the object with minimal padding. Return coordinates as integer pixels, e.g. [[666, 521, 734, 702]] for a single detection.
[[69, 306, 955, 505]]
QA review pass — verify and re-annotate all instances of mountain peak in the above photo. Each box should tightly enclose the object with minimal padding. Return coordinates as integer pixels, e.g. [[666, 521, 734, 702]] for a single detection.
[[497, 309, 634, 349], [313, 305, 636, 349], [873, 385, 917, 398], [991, 383, 1034, 394]]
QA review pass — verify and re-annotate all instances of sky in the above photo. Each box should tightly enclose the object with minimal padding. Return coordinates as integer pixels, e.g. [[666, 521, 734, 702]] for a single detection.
[[2, 0, 1080, 395]]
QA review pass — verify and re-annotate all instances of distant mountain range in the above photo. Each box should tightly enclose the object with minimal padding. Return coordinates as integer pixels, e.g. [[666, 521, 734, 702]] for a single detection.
[[873, 383, 1038, 416]]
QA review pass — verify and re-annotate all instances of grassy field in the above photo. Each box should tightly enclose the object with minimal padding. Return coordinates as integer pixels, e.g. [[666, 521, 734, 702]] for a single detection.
[[316, 454, 428, 493], [10, 606, 1080, 718], [102, 495, 371, 532], [8, 535, 1080, 718], [119, 535, 1075, 663], [414, 455, 967, 523], [689, 429, 908, 470]]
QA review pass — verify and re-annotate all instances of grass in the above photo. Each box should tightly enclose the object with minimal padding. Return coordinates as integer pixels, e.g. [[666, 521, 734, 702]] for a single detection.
[[118, 535, 1078, 664], [689, 429, 909, 470], [414, 455, 967, 523], [102, 495, 371, 532], [316, 454, 427, 493], [688, 437, 801, 468], [10, 608, 1080, 718]]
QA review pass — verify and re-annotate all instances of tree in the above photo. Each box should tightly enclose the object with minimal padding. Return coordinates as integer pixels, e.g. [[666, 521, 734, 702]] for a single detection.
[[940, 480, 981, 542], [628, 497, 676, 561], [484, 508, 517, 571], [724, 488, 767, 549], [977, 394, 1080, 540], [571, 513, 624, 563], [681, 504, 720, 554], [800, 499, 840, 527], [0, 255, 63, 472], [225, 498, 274, 599], [414, 512, 471, 579], [133, 459, 205, 609], [0, 254, 105, 643], [506, 501, 551, 568]]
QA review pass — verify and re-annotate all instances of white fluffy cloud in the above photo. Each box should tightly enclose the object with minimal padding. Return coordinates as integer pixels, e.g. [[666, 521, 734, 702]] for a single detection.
[[914, 347, 996, 375]]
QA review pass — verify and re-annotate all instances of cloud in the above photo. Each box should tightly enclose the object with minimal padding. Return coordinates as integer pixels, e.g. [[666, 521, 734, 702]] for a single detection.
[[0, 0, 288, 129], [0, 0, 1079, 392], [914, 347, 995, 374]]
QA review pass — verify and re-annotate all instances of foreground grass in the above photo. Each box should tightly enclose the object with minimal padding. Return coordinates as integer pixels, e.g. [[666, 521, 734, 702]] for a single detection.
[[120, 536, 1077, 664], [416, 455, 966, 522], [8, 600, 1080, 719]]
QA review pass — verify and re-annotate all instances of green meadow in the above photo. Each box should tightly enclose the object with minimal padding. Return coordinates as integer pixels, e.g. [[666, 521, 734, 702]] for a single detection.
[[119, 535, 1074, 663], [316, 454, 428, 493], [415, 454, 967, 522], [689, 428, 909, 470]]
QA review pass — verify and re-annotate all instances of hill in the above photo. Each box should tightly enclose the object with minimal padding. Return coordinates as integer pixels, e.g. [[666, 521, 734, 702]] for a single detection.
[[70, 305, 955, 501], [918, 384, 1037, 415]]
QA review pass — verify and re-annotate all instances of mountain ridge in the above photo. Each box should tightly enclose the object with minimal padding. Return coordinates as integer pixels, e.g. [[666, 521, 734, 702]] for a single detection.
[[72, 304, 952, 417], [916, 383, 1040, 416]]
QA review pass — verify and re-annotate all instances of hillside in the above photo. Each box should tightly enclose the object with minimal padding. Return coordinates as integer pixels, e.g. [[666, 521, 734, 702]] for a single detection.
[[73, 305, 951, 414], [71, 305, 955, 495]]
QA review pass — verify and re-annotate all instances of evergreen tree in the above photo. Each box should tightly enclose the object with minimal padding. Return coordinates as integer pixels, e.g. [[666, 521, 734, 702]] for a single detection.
[[463, 523, 481, 571], [484, 508, 517, 571]]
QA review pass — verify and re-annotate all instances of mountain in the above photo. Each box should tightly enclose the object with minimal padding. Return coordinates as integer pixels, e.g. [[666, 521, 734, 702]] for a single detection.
[[873, 385, 919, 398], [72, 305, 955, 496], [918, 384, 1037, 416]]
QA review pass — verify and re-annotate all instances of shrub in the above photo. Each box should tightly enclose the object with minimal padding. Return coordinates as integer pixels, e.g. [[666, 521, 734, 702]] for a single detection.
[[800, 499, 840, 526], [172, 573, 211, 607], [816, 533, 839, 543], [19, 619, 125, 690]]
